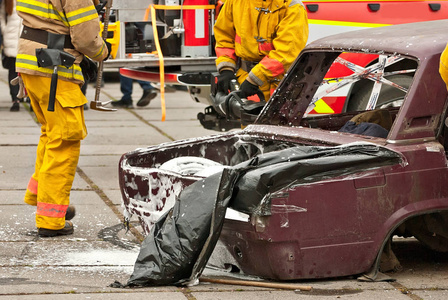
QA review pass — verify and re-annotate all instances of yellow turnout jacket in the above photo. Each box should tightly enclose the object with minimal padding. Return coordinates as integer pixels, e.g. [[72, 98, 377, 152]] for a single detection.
[[214, 0, 308, 92], [441, 43, 448, 90]]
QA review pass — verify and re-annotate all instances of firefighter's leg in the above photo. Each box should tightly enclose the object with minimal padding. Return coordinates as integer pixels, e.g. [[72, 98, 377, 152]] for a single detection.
[[21, 74, 87, 230], [24, 97, 48, 206]]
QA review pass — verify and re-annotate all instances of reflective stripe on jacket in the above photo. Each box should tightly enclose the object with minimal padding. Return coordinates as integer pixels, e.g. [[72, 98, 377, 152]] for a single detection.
[[214, 0, 309, 86], [16, 0, 108, 84]]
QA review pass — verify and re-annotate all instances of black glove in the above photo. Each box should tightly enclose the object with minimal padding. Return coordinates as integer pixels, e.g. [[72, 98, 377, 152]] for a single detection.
[[80, 57, 98, 83], [95, 0, 107, 14], [217, 70, 237, 94], [103, 41, 112, 61], [239, 80, 260, 99]]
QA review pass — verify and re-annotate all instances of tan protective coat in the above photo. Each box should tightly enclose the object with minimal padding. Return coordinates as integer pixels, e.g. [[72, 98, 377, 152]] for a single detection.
[[16, 0, 108, 85]]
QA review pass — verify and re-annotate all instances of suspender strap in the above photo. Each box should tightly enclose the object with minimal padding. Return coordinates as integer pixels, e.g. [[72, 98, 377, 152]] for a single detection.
[[240, 59, 259, 72]]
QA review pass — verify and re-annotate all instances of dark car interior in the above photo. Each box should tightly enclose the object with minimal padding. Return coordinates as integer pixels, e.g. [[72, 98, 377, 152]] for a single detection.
[[260, 51, 418, 139]]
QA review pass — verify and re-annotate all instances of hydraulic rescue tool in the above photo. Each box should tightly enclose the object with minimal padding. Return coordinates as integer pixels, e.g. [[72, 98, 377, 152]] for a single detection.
[[90, 0, 116, 111], [198, 73, 266, 131]]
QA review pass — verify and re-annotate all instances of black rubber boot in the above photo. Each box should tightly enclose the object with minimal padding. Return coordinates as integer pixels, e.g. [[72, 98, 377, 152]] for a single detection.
[[111, 98, 133, 108], [137, 90, 157, 107], [65, 205, 76, 220], [10, 101, 20, 112], [38, 221, 74, 237]]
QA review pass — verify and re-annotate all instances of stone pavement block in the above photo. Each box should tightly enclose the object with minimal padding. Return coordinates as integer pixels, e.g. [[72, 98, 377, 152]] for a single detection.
[[0, 146, 37, 168], [0, 293, 187, 300], [0, 146, 38, 190], [1, 190, 27, 204], [0, 125, 39, 134], [14, 240, 139, 267], [137, 104, 212, 121], [80, 145, 144, 156], [0, 265, 133, 295], [69, 190, 113, 206], [71, 172, 91, 191], [0, 242, 31, 266], [84, 119, 144, 129], [0, 202, 36, 242], [67, 200, 123, 240], [414, 290, 448, 300], [0, 191, 122, 241], [84, 109, 137, 122], [70, 187, 123, 210], [150, 119, 216, 141], [0, 110, 36, 121], [393, 271, 448, 290], [390, 239, 448, 290], [0, 166, 33, 189], [0, 259, 184, 297], [77, 155, 122, 168], [84, 126, 171, 146], [196, 289, 411, 299], [102, 189, 123, 206], [79, 166, 121, 191], [0, 135, 39, 145], [141, 90, 203, 109]]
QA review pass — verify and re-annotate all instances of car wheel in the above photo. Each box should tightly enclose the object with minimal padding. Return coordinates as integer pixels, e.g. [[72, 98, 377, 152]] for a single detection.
[[402, 212, 448, 253], [347, 74, 413, 112]]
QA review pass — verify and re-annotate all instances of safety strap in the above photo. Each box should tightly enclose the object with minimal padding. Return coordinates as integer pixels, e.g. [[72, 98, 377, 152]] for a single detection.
[[152, 4, 215, 10], [144, 4, 216, 121], [240, 59, 259, 73], [20, 26, 74, 49]]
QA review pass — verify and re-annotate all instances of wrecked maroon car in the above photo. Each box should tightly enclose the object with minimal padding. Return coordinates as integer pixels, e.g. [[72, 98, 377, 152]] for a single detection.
[[118, 20, 448, 286]]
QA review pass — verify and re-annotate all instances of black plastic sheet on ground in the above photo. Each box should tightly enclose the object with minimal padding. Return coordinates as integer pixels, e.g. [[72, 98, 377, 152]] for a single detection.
[[114, 143, 403, 287]]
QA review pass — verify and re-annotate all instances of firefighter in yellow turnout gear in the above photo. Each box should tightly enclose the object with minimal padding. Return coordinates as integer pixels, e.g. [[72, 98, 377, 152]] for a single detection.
[[214, 0, 309, 101], [16, 0, 109, 237]]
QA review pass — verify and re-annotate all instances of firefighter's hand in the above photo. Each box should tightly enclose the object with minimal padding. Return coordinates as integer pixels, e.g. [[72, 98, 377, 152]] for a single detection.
[[80, 57, 98, 83], [239, 80, 260, 99], [10, 76, 26, 99], [217, 70, 237, 94], [103, 41, 112, 61]]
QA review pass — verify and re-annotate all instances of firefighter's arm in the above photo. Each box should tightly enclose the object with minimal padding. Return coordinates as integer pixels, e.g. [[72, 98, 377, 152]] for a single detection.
[[214, 0, 237, 72], [64, 1, 109, 62], [249, 2, 309, 86], [440, 43, 448, 91]]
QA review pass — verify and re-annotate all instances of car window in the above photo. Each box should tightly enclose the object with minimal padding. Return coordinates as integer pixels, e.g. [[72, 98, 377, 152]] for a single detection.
[[310, 53, 416, 114], [298, 52, 418, 136], [257, 51, 418, 135]]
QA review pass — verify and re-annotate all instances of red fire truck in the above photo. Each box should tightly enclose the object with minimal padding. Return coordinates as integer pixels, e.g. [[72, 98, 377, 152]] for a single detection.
[[104, 0, 448, 129]]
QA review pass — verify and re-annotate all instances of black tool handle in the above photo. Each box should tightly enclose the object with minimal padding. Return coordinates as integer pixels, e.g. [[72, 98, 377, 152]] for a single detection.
[[47, 71, 58, 112]]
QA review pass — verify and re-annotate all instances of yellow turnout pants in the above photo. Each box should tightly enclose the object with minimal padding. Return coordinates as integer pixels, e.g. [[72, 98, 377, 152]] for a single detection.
[[22, 74, 87, 230]]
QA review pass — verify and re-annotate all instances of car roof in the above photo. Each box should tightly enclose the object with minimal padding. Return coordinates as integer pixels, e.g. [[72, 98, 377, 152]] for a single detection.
[[308, 19, 448, 58], [256, 19, 448, 142]]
